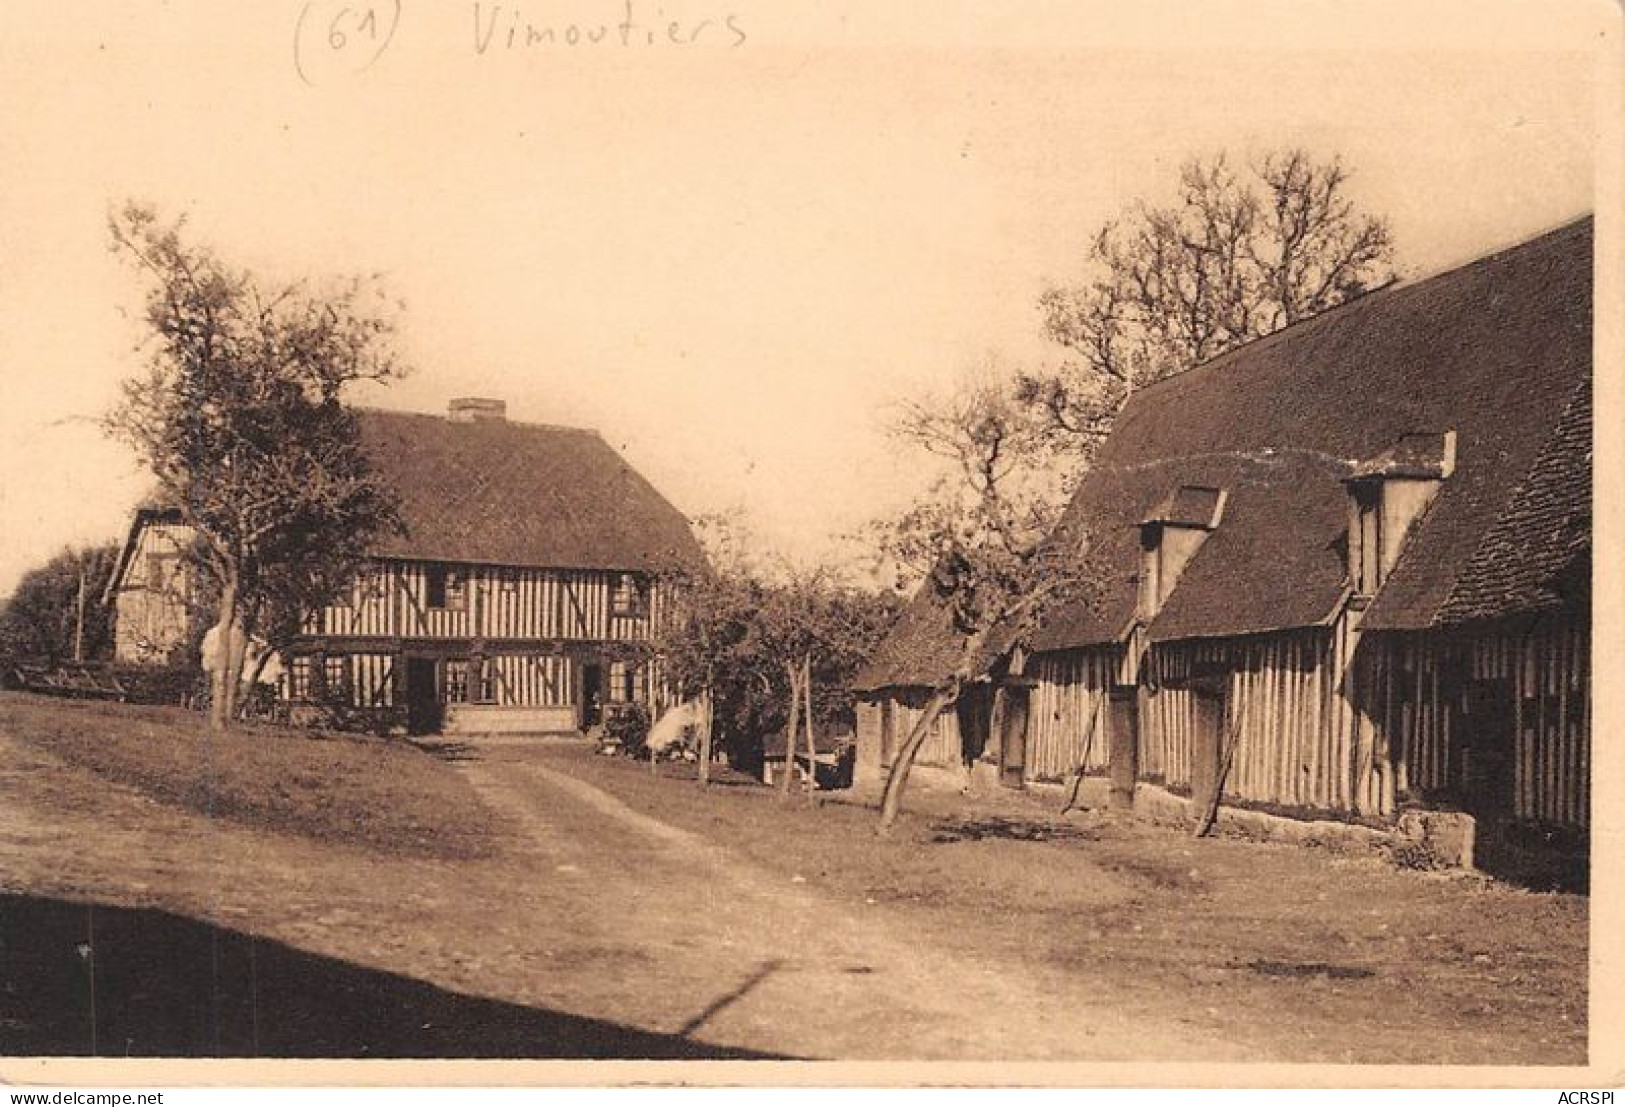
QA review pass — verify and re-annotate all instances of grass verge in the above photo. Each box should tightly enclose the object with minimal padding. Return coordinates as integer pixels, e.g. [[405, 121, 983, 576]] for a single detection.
[[0, 692, 497, 860]]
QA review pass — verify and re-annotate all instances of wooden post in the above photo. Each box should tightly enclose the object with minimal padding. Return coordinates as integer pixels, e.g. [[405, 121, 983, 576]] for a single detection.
[[1194, 698, 1248, 837], [73, 554, 87, 663], [803, 653, 817, 805], [781, 662, 800, 799]]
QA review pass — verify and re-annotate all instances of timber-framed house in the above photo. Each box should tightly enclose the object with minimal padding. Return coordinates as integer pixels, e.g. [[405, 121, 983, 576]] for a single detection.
[[104, 398, 705, 735]]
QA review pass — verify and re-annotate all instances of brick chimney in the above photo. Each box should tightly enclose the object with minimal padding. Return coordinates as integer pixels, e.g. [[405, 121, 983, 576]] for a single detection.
[[448, 397, 507, 423]]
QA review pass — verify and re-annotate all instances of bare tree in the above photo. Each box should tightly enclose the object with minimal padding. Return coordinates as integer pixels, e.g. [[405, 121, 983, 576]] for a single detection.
[[1023, 149, 1395, 454], [872, 374, 1094, 832], [104, 203, 405, 729]]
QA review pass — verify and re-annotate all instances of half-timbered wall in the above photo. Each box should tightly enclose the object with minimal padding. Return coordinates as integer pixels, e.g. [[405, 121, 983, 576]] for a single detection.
[[1359, 614, 1589, 829], [855, 689, 961, 773], [307, 558, 669, 644], [1025, 648, 1121, 782], [1140, 628, 1352, 810], [111, 522, 194, 664], [1028, 610, 1589, 829]]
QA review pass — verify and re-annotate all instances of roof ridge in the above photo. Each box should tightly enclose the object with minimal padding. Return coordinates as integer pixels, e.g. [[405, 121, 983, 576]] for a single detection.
[[353, 405, 603, 438], [1124, 213, 1593, 403]]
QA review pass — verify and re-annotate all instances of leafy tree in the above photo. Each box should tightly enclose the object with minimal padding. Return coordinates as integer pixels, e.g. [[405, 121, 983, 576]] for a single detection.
[[104, 203, 405, 729], [1022, 149, 1395, 456], [655, 515, 899, 788], [0, 544, 120, 665]]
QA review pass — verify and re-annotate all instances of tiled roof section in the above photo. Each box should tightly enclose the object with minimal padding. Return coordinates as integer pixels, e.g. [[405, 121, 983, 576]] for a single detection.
[[1349, 431, 1457, 480], [850, 582, 970, 692], [1143, 485, 1226, 528], [1034, 216, 1592, 649], [1431, 380, 1591, 625], [356, 409, 706, 574], [1146, 456, 1351, 643]]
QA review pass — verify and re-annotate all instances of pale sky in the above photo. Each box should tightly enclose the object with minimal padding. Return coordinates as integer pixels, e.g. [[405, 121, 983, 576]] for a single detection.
[[0, 0, 1611, 599]]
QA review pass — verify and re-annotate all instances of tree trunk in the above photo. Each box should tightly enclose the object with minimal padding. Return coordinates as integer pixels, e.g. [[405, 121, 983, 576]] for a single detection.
[[208, 576, 239, 732], [697, 686, 714, 787], [780, 662, 800, 799], [802, 653, 817, 805], [222, 618, 247, 724], [237, 646, 275, 721], [877, 682, 958, 834]]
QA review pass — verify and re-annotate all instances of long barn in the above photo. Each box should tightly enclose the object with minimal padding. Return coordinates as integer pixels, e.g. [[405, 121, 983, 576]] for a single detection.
[[104, 398, 705, 735], [858, 217, 1592, 861]]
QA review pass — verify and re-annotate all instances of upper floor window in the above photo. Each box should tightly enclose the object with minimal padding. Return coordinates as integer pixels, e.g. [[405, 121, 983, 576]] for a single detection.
[[611, 572, 649, 618], [146, 552, 179, 595], [425, 565, 466, 610]]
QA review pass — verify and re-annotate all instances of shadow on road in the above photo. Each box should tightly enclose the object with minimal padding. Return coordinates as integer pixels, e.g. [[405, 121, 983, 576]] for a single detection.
[[0, 893, 790, 1059]]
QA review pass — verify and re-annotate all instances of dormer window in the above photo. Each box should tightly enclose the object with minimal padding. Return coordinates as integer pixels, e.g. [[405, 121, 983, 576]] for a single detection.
[[1344, 431, 1456, 596], [1138, 485, 1227, 620], [1349, 481, 1382, 596]]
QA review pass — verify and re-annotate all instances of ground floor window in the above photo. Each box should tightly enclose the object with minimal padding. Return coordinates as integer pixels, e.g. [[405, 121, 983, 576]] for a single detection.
[[443, 658, 471, 704], [606, 660, 646, 705], [322, 655, 349, 702], [287, 656, 314, 701]]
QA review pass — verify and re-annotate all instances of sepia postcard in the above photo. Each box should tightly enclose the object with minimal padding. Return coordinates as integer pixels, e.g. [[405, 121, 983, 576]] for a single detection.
[[0, 0, 1619, 1092]]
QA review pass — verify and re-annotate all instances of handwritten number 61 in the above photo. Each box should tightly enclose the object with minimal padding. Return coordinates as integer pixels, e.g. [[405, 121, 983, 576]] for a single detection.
[[295, 0, 402, 86], [329, 6, 380, 50]]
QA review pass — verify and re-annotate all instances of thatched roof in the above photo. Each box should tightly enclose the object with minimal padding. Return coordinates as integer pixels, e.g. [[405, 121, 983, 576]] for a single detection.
[[859, 217, 1593, 684], [849, 582, 968, 692]]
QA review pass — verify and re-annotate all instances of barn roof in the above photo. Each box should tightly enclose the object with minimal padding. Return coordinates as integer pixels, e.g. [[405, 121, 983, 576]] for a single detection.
[[1431, 379, 1591, 625], [849, 582, 969, 692], [355, 408, 705, 574], [1029, 214, 1591, 650]]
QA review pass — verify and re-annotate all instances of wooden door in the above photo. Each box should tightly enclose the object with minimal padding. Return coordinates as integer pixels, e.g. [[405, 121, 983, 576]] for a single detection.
[[404, 656, 442, 735], [1108, 687, 1139, 811], [1000, 684, 1030, 788], [880, 697, 896, 768], [1189, 686, 1226, 816], [956, 684, 994, 764], [1457, 678, 1516, 824], [581, 663, 604, 728]]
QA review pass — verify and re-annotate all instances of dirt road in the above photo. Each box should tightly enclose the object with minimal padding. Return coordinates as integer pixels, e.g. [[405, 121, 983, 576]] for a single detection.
[[0, 713, 1586, 1064], [456, 747, 1243, 1061], [0, 727, 1231, 1060]]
